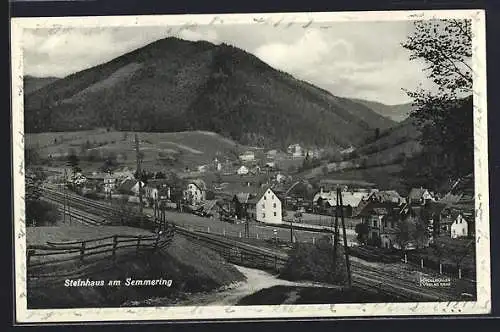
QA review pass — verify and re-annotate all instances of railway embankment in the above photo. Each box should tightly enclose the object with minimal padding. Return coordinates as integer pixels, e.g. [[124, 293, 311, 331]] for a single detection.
[[26, 225, 246, 308]]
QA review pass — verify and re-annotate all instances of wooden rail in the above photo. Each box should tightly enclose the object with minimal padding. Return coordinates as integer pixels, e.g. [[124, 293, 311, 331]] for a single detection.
[[176, 227, 288, 272], [27, 227, 176, 277]]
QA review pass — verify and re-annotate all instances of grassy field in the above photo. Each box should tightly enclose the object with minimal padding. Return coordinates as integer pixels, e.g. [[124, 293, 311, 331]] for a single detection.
[[26, 224, 246, 309], [26, 224, 153, 246], [26, 129, 246, 172]]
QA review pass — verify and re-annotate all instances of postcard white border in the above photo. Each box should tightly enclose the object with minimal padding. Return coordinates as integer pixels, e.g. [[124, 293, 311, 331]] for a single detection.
[[11, 9, 490, 323]]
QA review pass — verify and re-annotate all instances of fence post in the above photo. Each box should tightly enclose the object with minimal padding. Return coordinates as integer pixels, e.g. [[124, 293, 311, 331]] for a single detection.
[[27, 249, 34, 267], [239, 232, 242, 238], [223, 229, 226, 236], [112, 235, 118, 260], [439, 263, 443, 275], [458, 268, 462, 279], [404, 253, 407, 264], [274, 255, 277, 271], [256, 233, 259, 240], [421, 258, 424, 269], [312, 237, 315, 245], [137, 236, 142, 252], [207, 226, 210, 233], [80, 242, 86, 263], [153, 234, 160, 252]]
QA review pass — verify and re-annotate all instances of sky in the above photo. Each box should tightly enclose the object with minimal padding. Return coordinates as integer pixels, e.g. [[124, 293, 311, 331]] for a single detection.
[[22, 21, 436, 105]]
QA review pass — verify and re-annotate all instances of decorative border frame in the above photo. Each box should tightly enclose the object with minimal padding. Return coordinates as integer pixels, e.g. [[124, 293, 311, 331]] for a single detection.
[[10, 9, 490, 323]]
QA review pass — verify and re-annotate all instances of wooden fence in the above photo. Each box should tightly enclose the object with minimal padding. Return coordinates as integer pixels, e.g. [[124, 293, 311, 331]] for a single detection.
[[176, 227, 288, 272], [27, 227, 175, 278]]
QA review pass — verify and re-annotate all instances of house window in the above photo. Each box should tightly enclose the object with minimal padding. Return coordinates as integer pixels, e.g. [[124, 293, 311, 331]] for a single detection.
[[274, 212, 276, 217], [264, 196, 266, 200], [373, 220, 377, 227], [462, 228, 466, 235], [273, 203, 276, 208], [262, 213, 266, 218], [272, 195, 275, 200], [262, 203, 265, 209]]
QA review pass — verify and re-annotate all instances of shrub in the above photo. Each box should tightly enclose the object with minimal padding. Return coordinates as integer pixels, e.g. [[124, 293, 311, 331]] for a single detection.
[[26, 200, 60, 226], [280, 235, 347, 284]]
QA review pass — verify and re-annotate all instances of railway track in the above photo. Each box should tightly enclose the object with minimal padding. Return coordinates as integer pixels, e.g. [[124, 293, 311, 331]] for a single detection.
[[41, 186, 460, 302], [41, 196, 106, 227], [175, 229, 454, 301]]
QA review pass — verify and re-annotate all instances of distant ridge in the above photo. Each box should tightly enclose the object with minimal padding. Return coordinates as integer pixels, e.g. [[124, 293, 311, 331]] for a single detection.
[[350, 98, 413, 122]]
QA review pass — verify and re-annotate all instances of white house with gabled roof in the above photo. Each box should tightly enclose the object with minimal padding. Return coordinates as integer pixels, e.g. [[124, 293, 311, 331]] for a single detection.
[[251, 188, 282, 224]]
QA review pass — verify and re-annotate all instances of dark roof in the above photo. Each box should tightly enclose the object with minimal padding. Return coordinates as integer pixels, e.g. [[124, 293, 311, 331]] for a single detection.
[[355, 201, 401, 218], [189, 179, 207, 191], [234, 193, 250, 204], [367, 190, 404, 203], [117, 179, 138, 192], [408, 188, 428, 201]]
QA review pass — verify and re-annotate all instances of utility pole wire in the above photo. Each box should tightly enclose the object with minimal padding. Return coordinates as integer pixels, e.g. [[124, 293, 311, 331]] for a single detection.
[[135, 133, 144, 228], [338, 186, 352, 287]]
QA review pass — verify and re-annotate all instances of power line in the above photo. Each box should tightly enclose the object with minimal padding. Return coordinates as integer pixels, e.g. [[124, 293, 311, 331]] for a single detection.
[[135, 133, 144, 228]]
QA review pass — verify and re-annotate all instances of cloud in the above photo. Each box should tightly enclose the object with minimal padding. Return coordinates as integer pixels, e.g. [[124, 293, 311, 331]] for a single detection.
[[22, 26, 219, 78]]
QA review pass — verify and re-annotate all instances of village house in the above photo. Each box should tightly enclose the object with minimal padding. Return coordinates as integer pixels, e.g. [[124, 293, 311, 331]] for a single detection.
[[407, 187, 435, 205], [236, 165, 249, 175], [69, 172, 87, 186], [287, 144, 303, 158], [313, 188, 369, 217], [232, 193, 252, 221], [143, 185, 159, 201], [184, 179, 207, 205], [264, 161, 276, 169], [276, 172, 286, 183], [116, 179, 144, 196], [356, 201, 406, 249], [439, 206, 473, 239], [304, 148, 321, 159], [239, 151, 255, 162], [85, 172, 118, 193], [364, 190, 405, 204], [266, 149, 278, 160], [197, 165, 209, 173], [247, 188, 283, 224]]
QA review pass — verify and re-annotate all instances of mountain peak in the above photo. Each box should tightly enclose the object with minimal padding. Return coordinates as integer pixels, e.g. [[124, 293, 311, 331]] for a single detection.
[[24, 37, 395, 149]]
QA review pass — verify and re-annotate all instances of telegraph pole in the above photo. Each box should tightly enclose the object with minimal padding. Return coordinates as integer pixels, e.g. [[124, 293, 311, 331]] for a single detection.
[[338, 186, 352, 287], [135, 133, 144, 228], [62, 170, 67, 223], [332, 190, 340, 272]]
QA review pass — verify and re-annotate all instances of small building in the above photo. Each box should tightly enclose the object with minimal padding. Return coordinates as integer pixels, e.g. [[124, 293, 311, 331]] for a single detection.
[[440, 208, 471, 239], [287, 144, 303, 158], [116, 179, 144, 196], [237, 165, 249, 175], [144, 185, 159, 201], [184, 179, 207, 205], [356, 201, 405, 249], [197, 165, 209, 173], [266, 150, 278, 160], [313, 188, 369, 217], [408, 187, 435, 205], [239, 151, 255, 162], [365, 190, 405, 205], [276, 172, 286, 183], [248, 188, 282, 224]]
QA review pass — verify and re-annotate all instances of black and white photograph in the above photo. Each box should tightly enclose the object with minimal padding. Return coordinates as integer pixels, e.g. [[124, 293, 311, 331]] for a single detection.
[[10, 10, 490, 323]]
